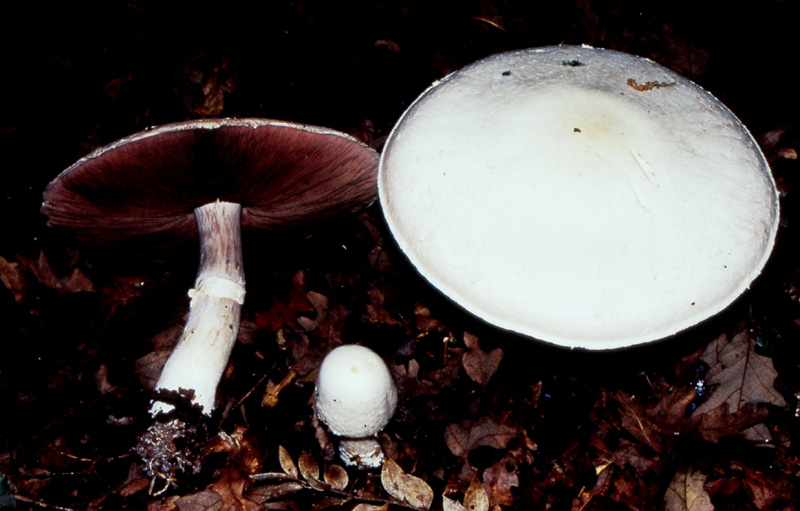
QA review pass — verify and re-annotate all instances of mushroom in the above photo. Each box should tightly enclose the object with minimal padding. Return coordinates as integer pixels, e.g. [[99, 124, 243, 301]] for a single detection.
[[42, 118, 378, 416], [315, 344, 397, 468], [379, 45, 780, 350]]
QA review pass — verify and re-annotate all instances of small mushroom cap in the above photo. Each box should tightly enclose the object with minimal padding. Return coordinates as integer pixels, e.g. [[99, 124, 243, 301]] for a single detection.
[[42, 118, 378, 244], [379, 45, 779, 350], [315, 345, 397, 438]]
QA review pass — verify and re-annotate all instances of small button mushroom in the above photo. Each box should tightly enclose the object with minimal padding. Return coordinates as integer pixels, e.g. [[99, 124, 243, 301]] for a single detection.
[[315, 345, 398, 468], [379, 45, 780, 350]]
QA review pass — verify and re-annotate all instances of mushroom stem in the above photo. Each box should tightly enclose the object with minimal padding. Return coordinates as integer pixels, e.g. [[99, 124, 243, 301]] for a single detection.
[[151, 200, 245, 416]]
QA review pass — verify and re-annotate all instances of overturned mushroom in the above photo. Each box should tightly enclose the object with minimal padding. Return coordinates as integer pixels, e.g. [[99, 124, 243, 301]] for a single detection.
[[42, 118, 378, 415], [379, 45, 779, 349], [315, 344, 397, 468]]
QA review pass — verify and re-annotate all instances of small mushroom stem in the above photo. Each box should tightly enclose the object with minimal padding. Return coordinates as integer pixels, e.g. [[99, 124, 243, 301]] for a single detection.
[[338, 437, 385, 468], [151, 200, 245, 416]]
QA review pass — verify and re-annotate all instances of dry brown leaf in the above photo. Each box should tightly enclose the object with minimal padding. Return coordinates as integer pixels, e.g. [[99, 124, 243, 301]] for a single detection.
[[246, 481, 306, 504], [664, 467, 713, 511], [364, 286, 404, 326], [254, 270, 314, 332], [323, 464, 349, 491], [461, 332, 503, 386], [298, 451, 319, 480], [694, 331, 786, 414], [262, 370, 297, 408], [482, 451, 521, 508], [463, 479, 489, 511], [443, 496, 466, 511], [353, 504, 389, 511], [10, 251, 95, 297], [445, 417, 517, 457], [175, 466, 258, 511], [17, 251, 60, 289], [381, 458, 434, 510], [278, 446, 298, 479], [0, 255, 27, 303], [694, 402, 769, 443], [61, 267, 94, 293], [613, 386, 696, 454], [692, 331, 785, 443], [298, 290, 329, 331], [741, 465, 794, 509]]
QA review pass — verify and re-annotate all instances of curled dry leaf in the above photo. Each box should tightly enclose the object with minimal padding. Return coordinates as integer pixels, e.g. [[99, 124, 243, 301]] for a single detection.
[[664, 467, 713, 511], [381, 458, 434, 510], [445, 417, 518, 458], [461, 333, 503, 386]]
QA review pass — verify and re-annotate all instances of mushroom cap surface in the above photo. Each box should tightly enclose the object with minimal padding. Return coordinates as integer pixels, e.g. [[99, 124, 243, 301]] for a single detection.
[[379, 45, 779, 350], [315, 345, 397, 438], [42, 118, 378, 244]]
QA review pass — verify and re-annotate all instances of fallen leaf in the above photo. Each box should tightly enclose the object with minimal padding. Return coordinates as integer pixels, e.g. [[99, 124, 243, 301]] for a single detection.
[[246, 481, 306, 504], [278, 446, 298, 479], [482, 450, 522, 508], [664, 467, 713, 511], [0, 255, 27, 303], [61, 267, 94, 293], [692, 331, 785, 442], [445, 417, 518, 457], [254, 271, 314, 333], [381, 458, 434, 510], [461, 333, 503, 386], [741, 464, 794, 509], [693, 402, 769, 443], [298, 451, 319, 481], [323, 464, 349, 491], [443, 496, 466, 511], [613, 385, 696, 453], [353, 504, 389, 511], [262, 371, 297, 408], [463, 479, 489, 511], [694, 331, 786, 414], [175, 466, 258, 511], [17, 251, 60, 289]]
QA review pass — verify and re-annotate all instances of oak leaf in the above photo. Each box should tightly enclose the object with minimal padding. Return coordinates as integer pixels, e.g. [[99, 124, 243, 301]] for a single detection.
[[694, 331, 786, 414], [692, 331, 785, 442]]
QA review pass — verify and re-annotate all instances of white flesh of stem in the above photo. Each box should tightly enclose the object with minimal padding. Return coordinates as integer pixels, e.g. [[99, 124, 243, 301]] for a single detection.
[[150, 200, 245, 416]]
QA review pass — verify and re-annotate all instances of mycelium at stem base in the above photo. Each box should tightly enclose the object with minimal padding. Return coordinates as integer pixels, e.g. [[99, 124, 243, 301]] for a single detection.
[[150, 200, 245, 416]]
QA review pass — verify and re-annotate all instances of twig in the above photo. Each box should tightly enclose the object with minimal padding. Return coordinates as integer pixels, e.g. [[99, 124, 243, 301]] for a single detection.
[[12, 494, 79, 511]]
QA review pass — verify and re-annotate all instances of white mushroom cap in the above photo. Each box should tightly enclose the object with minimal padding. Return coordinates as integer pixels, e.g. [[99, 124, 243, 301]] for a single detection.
[[315, 345, 398, 438], [379, 45, 779, 350]]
